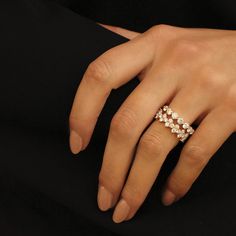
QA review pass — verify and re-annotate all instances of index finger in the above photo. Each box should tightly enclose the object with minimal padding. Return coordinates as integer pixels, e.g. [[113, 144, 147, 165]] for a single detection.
[[69, 32, 155, 154]]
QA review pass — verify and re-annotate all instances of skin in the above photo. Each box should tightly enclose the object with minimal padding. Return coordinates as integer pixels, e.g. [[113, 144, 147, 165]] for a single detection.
[[69, 23, 236, 223]]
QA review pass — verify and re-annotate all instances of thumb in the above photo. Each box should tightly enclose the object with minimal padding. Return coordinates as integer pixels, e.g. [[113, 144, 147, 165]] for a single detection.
[[98, 23, 140, 40]]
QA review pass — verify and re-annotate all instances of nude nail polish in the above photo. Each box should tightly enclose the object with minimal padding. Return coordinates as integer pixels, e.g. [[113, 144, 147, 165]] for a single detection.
[[69, 130, 82, 154], [97, 185, 113, 211], [113, 199, 130, 223]]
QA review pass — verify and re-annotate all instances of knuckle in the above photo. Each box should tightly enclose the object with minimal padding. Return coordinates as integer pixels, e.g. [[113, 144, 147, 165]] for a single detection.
[[139, 132, 163, 157], [173, 39, 205, 58], [182, 145, 208, 167], [85, 58, 111, 84], [199, 66, 225, 90], [149, 24, 169, 33], [146, 24, 174, 41], [110, 108, 138, 137], [168, 39, 209, 68], [150, 24, 173, 34]]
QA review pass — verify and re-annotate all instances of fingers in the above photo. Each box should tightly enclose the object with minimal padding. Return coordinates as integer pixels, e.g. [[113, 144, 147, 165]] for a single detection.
[[97, 69, 177, 211], [162, 105, 234, 206], [69, 33, 155, 154], [111, 84, 209, 223], [98, 23, 140, 39]]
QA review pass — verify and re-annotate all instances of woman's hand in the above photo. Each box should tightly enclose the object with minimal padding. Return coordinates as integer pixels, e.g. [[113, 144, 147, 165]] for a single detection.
[[69, 24, 236, 223]]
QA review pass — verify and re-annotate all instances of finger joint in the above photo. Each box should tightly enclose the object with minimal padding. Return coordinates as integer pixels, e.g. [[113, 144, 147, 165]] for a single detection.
[[182, 145, 208, 168], [110, 108, 138, 138], [85, 59, 112, 85], [139, 132, 163, 158]]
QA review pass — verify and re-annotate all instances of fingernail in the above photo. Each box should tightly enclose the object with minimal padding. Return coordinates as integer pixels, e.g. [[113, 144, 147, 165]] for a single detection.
[[113, 199, 130, 223], [162, 189, 176, 206], [97, 185, 113, 211], [69, 130, 82, 154]]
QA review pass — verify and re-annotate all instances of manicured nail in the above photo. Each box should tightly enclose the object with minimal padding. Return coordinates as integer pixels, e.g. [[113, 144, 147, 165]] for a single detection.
[[113, 199, 130, 223], [162, 189, 176, 206], [69, 130, 82, 154], [97, 185, 113, 211]]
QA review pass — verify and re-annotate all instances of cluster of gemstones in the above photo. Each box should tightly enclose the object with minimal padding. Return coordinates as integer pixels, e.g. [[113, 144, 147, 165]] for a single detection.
[[154, 105, 194, 142]]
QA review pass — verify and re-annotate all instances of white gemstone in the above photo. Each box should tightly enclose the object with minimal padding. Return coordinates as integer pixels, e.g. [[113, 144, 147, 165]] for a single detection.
[[181, 133, 189, 142], [159, 117, 164, 122], [163, 105, 168, 111], [177, 133, 184, 138], [187, 127, 194, 134], [168, 118, 173, 123], [177, 118, 184, 124], [175, 124, 180, 129], [167, 108, 172, 115], [164, 117, 168, 122], [165, 122, 170, 127], [172, 112, 178, 119], [183, 123, 189, 129], [171, 128, 177, 133], [170, 123, 175, 128], [163, 113, 167, 118]]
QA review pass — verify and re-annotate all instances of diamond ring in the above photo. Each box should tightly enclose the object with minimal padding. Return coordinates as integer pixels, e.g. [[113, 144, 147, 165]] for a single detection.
[[154, 105, 195, 142]]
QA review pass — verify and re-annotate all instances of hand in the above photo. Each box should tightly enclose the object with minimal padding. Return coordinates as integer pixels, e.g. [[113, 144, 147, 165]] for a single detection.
[[69, 23, 236, 223]]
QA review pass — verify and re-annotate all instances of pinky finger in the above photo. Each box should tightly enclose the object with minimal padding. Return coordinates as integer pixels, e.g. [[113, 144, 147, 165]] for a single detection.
[[162, 105, 235, 206]]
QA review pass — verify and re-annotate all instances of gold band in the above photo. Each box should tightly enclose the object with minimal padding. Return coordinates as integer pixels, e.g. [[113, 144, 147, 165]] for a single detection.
[[154, 105, 194, 142]]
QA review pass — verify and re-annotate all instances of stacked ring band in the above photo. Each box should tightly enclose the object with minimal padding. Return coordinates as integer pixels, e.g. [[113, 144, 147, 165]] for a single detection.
[[154, 105, 195, 142]]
